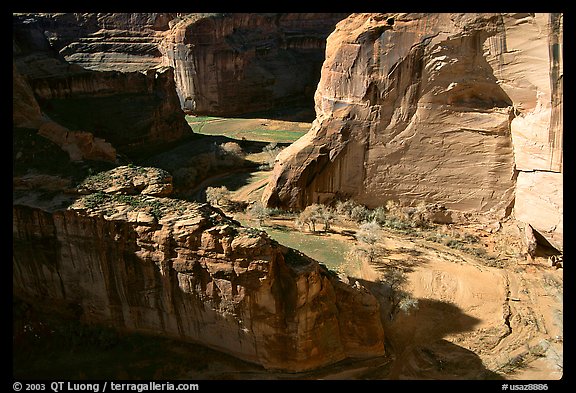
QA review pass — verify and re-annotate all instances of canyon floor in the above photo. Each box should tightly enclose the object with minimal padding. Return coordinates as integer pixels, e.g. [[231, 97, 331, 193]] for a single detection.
[[14, 210, 563, 381], [13, 116, 563, 381]]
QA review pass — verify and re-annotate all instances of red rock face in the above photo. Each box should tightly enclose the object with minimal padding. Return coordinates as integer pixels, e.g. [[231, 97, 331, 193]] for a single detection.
[[12, 199, 385, 371], [262, 13, 562, 250]]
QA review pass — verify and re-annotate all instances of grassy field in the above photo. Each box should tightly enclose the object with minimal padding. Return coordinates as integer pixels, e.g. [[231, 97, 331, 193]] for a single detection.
[[186, 115, 310, 143], [237, 217, 351, 271], [268, 228, 349, 271]]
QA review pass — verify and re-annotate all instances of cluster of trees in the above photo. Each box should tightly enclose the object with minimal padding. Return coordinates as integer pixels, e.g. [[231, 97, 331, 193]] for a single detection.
[[295, 204, 336, 232], [203, 189, 422, 319]]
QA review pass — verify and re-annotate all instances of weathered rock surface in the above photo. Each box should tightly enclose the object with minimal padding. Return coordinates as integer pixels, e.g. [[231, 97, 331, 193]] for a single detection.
[[15, 13, 348, 118], [12, 168, 385, 371], [13, 14, 190, 155], [159, 13, 349, 116], [15, 13, 178, 73], [263, 13, 562, 250], [77, 165, 173, 196], [484, 13, 563, 251]]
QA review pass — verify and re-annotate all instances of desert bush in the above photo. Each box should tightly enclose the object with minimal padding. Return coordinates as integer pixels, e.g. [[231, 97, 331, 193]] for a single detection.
[[205, 186, 231, 207], [247, 201, 271, 227], [261, 142, 283, 170], [219, 141, 245, 159]]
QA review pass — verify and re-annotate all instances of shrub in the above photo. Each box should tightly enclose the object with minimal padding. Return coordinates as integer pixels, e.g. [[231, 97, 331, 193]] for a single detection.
[[261, 142, 283, 170], [247, 201, 271, 227], [205, 186, 230, 207], [219, 141, 245, 160]]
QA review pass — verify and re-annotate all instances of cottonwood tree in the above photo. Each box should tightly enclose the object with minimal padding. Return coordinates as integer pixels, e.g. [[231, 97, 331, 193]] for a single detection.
[[381, 267, 419, 320], [247, 201, 271, 227], [297, 204, 335, 233]]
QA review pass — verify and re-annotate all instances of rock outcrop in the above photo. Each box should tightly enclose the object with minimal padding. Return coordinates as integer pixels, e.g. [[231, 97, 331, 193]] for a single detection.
[[263, 13, 562, 250], [12, 168, 385, 372]]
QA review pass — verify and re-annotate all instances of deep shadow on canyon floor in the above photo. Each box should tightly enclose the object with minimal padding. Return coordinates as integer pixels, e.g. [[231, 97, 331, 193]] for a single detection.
[[13, 292, 501, 380]]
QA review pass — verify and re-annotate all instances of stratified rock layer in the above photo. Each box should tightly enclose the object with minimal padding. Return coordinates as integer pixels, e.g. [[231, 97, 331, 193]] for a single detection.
[[13, 14, 190, 155], [263, 13, 562, 250], [12, 170, 385, 371]]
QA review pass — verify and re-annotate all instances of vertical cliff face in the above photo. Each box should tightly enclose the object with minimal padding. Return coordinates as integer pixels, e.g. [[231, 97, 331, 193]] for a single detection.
[[263, 13, 562, 250], [483, 13, 563, 251], [159, 13, 349, 116], [13, 175, 385, 371]]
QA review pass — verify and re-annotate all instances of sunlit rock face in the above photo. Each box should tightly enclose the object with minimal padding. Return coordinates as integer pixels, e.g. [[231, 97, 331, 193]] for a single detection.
[[263, 13, 562, 251]]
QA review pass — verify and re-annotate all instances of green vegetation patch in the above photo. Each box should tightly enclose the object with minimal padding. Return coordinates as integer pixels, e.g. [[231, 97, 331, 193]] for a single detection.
[[264, 227, 349, 271], [186, 115, 309, 143]]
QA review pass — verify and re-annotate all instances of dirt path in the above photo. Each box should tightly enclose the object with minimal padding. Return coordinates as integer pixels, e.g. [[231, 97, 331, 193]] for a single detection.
[[231, 171, 270, 202]]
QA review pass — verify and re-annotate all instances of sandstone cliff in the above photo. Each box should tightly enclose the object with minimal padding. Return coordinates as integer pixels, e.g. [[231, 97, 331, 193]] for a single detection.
[[15, 13, 178, 73], [15, 13, 348, 118], [12, 167, 385, 372], [159, 13, 349, 116], [13, 14, 190, 155], [263, 13, 563, 251]]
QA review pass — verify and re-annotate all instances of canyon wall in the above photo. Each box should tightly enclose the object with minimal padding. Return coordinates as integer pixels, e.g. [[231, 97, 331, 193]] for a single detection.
[[263, 13, 563, 251], [159, 13, 349, 116], [12, 183, 385, 371], [13, 14, 190, 155], [16, 13, 177, 72], [15, 13, 348, 118]]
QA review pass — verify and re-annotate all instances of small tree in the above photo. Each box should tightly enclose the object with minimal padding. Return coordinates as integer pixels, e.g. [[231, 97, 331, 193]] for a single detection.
[[262, 142, 283, 169], [354, 220, 381, 263], [356, 220, 380, 245], [247, 201, 271, 227], [205, 186, 230, 207], [381, 267, 419, 320]]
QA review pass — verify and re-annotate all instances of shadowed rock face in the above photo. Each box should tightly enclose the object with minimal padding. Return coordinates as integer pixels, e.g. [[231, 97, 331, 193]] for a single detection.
[[263, 13, 562, 251], [13, 14, 190, 155], [12, 168, 385, 372], [159, 13, 349, 116]]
